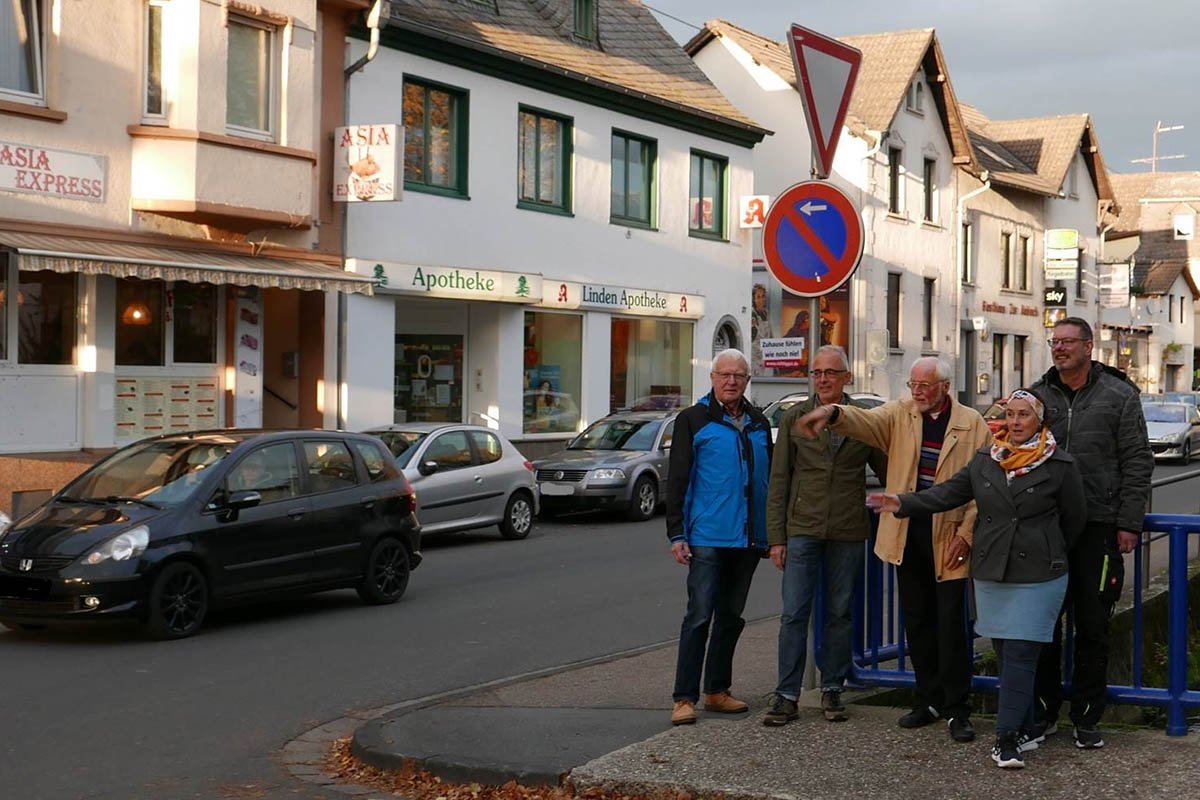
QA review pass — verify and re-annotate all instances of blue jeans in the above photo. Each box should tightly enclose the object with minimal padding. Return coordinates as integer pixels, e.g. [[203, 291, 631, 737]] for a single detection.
[[775, 536, 862, 699], [673, 545, 761, 703]]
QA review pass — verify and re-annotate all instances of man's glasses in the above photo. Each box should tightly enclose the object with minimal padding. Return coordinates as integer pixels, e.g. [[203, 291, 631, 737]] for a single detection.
[[712, 371, 749, 382], [1047, 337, 1089, 348], [906, 380, 945, 392], [811, 369, 847, 378]]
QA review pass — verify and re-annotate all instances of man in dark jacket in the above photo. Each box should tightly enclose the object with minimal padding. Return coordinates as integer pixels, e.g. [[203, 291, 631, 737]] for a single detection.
[[763, 346, 886, 725], [665, 348, 772, 726], [1030, 317, 1153, 748]]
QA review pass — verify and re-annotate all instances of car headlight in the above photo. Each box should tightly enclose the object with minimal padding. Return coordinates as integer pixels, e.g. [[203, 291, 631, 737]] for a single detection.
[[590, 468, 626, 480], [83, 525, 149, 565]]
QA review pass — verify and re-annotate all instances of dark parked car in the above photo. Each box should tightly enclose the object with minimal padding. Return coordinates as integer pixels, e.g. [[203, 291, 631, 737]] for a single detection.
[[0, 430, 420, 639]]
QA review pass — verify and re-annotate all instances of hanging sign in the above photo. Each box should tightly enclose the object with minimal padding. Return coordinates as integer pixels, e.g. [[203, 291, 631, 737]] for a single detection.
[[334, 124, 401, 202]]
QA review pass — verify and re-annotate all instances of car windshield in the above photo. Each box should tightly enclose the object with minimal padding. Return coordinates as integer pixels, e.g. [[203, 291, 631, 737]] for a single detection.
[[374, 431, 428, 468], [569, 419, 661, 451], [64, 439, 235, 506], [1145, 405, 1187, 423], [765, 399, 803, 427], [984, 403, 1006, 421], [1164, 393, 1197, 406]]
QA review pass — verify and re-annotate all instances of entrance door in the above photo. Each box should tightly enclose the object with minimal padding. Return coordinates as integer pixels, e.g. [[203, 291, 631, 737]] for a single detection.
[[394, 334, 464, 423], [958, 329, 977, 407]]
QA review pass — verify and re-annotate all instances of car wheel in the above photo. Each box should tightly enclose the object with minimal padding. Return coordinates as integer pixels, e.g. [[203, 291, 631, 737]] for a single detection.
[[357, 537, 410, 605], [499, 491, 534, 540], [627, 475, 658, 522], [145, 562, 209, 640], [1182, 440, 1192, 466]]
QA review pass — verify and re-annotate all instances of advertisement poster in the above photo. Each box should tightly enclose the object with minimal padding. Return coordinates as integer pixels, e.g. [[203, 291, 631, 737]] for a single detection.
[[751, 267, 850, 378]]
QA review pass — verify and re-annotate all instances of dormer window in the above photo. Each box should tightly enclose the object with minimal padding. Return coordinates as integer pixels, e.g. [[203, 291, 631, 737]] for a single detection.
[[573, 0, 596, 41], [905, 79, 923, 114]]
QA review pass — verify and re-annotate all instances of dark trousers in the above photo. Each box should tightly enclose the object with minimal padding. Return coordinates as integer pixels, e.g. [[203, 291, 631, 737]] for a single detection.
[[1035, 522, 1119, 728], [673, 545, 760, 703], [896, 521, 972, 719], [994, 638, 1041, 735]]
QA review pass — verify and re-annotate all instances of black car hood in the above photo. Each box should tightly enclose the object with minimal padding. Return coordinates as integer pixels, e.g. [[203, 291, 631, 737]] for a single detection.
[[0, 502, 165, 558]]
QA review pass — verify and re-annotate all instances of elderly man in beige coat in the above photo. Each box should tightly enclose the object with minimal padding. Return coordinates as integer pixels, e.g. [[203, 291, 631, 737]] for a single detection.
[[794, 356, 992, 743]]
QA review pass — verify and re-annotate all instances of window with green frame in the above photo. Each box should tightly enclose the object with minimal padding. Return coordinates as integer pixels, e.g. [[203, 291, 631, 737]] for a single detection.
[[689, 150, 726, 238], [402, 77, 468, 196], [611, 131, 655, 227], [517, 108, 571, 213], [573, 0, 595, 40]]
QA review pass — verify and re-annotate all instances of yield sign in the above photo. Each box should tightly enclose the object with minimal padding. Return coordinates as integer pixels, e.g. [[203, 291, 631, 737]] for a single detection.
[[762, 181, 864, 297], [788, 24, 862, 180]]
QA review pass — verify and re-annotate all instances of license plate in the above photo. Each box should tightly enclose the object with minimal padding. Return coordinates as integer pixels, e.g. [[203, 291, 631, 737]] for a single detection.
[[0, 575, 52, 601], [539, 482, 575, 496]]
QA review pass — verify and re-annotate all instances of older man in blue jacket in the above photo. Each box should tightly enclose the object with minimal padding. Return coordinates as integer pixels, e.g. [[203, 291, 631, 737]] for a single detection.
[[666, 348, 772, 725]]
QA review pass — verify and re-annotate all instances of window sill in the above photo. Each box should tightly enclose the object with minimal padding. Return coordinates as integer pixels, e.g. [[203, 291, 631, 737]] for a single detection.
[[885, 212, 908, 223], [888, 347, 905, 355], [516, 201, 573, 217], [610, 217, 657, 232], [688, 229, 728, 243], [127, 125, 317, 162], [1000, 289, 1033, 297], [961, 281, 977, 288], [0, 99, 67, 123], [920, 220, 941, 231], [405, 182, 470, 200]]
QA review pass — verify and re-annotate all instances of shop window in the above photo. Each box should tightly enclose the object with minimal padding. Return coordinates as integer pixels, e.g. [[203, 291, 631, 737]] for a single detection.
[[117, 279, 166, 366], [18, 270, 75, 365], [689, 150, 727, 239], [518, 107, 572, 213], [611, 131, 656, 228], [470, 430, 503, 464], [610, 317, 692, 413], [425, 430, 473, 470], [0, 0, 44, 104], [749, 274, 851, 378], [394, 334, 463, 423], [1015, 335, 1027, 387], [886, 272, 901, 349], [226, 15, 276, 139], [403, 77, 468, 196], [173, 283, 218, 363], [227, 442, 300, 504], [144, 1, 167, 121], [523, 311, 582, 434], [303, 440, 357, 493]]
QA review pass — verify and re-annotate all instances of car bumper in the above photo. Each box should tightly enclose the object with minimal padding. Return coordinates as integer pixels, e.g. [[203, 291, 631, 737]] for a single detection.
[[1152, 442, 1186, 459], [537, 480, 632, 511], [0, 569, 146, 624]]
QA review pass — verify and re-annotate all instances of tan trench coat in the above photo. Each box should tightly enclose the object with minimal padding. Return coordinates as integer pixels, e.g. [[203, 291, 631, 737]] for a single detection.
[[829, 398, 993, 581]]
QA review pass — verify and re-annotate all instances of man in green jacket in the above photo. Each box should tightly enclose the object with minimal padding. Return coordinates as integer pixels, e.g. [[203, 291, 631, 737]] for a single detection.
[[763, 345, 887, 725]]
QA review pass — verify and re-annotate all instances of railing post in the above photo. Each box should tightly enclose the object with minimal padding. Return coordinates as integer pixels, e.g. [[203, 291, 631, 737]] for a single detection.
[[1166, 525, 1189, 736]]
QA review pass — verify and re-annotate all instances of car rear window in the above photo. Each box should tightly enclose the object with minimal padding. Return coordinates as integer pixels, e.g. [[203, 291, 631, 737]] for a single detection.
[[470, 431, 502, 464], [303, 441, 358, 492], [354, 441, 399, 482]]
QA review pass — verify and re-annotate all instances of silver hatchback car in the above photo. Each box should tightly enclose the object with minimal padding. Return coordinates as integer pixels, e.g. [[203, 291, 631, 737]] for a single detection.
[[364, 424, 538, 539], [532, 411, 676, 521]]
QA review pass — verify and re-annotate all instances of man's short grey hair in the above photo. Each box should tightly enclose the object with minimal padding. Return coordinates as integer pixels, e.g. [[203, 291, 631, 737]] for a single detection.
[[910, 356, 952, 382], [814, 345, 850, 371], [712, 348, 750, 373]]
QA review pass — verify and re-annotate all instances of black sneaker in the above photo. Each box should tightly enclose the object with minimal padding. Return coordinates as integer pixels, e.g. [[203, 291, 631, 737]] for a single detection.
[[898, 705, 939, 728], [821, 690, 848, 722], [991, 733, 1025, 769], [763, 693, 799, 727], [1074, 726, 1105, 749], [1015, 730, 1040, 753], [948, 716, 976, 742], [1026, 720, 1058, 740]]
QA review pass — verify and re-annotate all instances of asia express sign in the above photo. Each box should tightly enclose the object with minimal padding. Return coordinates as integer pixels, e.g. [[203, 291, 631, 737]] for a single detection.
[[0, 141, 106, 202]]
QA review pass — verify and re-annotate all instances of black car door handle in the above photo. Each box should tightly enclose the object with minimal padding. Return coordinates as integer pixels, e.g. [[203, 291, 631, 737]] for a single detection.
[[361, 495, 378, 508], [287, 507, 307, 519]]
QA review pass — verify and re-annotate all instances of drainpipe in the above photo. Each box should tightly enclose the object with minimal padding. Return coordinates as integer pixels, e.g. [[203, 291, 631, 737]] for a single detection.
[[955, 170, 990, 404], [337, 1, 388, 430]]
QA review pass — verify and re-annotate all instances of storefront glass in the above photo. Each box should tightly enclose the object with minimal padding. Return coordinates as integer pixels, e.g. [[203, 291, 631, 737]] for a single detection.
[[0, 266, 6, 359], [18, 270, 76, 365], [394, 334, 463, 423], [523, 311, 582, 434], [749, 267, 850, 378], [116, 278, 165, 366], [174, 283, 218, 363], [610, 317, 692, 412]]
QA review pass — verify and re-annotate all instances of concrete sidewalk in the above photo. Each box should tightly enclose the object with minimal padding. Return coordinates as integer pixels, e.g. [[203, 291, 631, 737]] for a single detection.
[[351, 618, 1200, 800]]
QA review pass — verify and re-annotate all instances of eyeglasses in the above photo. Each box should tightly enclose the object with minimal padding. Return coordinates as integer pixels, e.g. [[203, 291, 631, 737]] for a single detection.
[[906, 380, 946, 392], [712, 371, 749, 382], [811, 369, 848, 378], [1047, 337, 1089, 348]]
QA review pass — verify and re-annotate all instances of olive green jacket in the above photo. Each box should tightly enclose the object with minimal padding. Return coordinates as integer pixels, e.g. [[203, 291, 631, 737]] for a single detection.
[[766, 395, 888, 545]]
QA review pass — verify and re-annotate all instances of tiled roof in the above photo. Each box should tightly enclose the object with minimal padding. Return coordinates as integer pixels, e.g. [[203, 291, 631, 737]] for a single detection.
[[383, 1, 765, 133], [1109, 171, 1200, 234], [687, 19, 976, 167], [1107, 172, 1200, 297]]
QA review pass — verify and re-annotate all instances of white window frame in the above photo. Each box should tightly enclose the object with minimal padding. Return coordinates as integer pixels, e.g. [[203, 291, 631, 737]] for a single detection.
[[0, 0, 47, 106], [1000, 231, 1013, 289], [115, 280, 225, 372], [1, 261, 80, 373], [887, 146, 904, 216], [142, 0, 169, 124], [961, 221, 974, 284], [1066, 158, 1079, 199], [922, 157, 937, 223], [905, 79, 923, 114], [224, 14, 279, 142]]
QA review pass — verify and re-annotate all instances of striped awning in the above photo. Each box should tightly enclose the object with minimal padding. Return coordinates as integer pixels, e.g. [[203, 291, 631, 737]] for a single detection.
[[0, 230, 374, 295]]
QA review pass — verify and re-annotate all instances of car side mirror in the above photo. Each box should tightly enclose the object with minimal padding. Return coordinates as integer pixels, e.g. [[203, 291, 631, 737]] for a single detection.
[[227, 490, 262, 510], [418, 460, 440, 476]]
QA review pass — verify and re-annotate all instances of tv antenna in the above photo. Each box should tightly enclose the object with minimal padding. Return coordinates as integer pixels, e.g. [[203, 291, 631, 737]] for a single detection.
[[1130, 120, 1185, 172]]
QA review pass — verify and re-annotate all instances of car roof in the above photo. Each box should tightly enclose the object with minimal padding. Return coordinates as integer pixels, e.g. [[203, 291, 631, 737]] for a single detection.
[[363, 422, 504, 435], [598, 410, 675, 421], [139, 428, 373, 445]]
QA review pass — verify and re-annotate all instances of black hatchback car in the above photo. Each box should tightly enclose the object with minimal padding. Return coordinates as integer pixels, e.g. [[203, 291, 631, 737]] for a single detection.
[[0, 430, 421, 639]]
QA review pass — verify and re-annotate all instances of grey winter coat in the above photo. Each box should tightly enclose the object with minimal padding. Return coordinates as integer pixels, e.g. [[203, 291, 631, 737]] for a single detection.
[[1029, 361, 1153, 533], [896, 447, 1087, 583]]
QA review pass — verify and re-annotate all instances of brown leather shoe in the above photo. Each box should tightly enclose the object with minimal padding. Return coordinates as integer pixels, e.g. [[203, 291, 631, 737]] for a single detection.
[[703, 691, 749, 713], [671, 700, 697, 725]]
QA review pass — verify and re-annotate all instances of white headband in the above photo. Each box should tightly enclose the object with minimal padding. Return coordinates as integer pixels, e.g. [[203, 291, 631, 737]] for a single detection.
[[1009, 390, 1044, 422]]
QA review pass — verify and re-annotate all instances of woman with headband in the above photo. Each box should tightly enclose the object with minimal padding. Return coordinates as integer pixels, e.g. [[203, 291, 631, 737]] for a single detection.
[[867, 388, 1085, 770]]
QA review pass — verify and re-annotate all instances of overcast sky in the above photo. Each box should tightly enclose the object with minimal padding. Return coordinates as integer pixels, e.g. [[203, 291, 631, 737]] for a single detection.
[[646, 0, 1199, 175]]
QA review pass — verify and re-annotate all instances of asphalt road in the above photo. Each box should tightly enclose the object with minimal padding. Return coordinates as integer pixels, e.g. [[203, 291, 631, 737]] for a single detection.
[[2, 462, 1198, 800]]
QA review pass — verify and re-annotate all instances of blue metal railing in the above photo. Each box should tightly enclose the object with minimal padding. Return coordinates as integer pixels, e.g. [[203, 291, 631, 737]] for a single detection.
[[826, 512, 1200, 736]]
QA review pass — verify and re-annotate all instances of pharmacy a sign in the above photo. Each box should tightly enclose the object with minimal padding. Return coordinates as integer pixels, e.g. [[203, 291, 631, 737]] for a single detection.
[[346, 259, 541, 303]]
